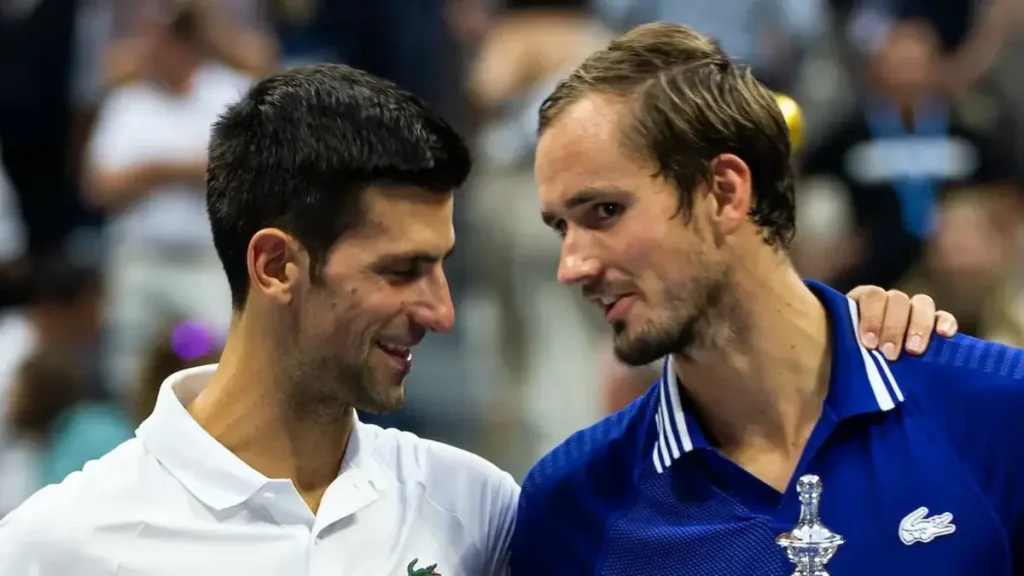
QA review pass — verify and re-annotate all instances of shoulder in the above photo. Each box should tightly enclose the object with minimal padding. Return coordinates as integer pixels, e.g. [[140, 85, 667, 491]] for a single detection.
[[0, 439, 151, 569], [364, 423, 519, 504], [896, 333, 1024, 412], [894, 334, 1024, 516], [359, 423, 519, 549]]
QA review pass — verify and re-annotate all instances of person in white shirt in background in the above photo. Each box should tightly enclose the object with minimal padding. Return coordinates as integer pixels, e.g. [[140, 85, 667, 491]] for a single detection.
[[0, 63, 517, 575], [85, 5, 252, 395]]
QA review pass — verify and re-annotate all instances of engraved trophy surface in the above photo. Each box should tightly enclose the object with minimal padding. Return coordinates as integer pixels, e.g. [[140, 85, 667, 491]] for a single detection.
[[776, 475, 844, 576]]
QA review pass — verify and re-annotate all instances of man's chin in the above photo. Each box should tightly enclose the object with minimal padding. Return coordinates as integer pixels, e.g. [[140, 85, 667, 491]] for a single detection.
[[355, 383, 406, 415], [613, 336, 672, 367]]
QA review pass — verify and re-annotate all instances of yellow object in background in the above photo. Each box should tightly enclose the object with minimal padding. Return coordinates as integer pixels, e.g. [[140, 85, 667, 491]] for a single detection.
[[774, 93, 804, 154]]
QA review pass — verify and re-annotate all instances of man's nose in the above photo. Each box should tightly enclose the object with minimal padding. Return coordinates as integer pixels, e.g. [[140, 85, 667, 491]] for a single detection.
[[411, 271, 455, 333], [557, 235, 602, 285]]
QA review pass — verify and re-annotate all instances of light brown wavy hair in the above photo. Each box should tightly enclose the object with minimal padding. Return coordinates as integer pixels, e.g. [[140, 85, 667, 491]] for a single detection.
[[538, 22, 796, 248]]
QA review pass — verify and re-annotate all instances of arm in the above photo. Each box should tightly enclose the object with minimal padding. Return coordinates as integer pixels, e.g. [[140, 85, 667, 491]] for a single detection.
[[83, 95, 206, 210], [105, 1, 276, 89], [191, 0, 277, 79], [86, 159, 207, 210], [104, 35, 155, 89], [848, 286, 959, 359], [941, 0, 1022, 95]]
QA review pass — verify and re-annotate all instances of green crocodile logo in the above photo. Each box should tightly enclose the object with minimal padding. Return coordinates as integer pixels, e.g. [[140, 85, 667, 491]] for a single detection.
[[407, 559, 441, 576]]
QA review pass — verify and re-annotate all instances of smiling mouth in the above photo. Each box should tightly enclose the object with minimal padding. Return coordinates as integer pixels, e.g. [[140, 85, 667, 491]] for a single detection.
[[375, 341, 413, 373], [598, 295, 622, 312], [596, 294, 636, 323], [376, 341, 411, 360]]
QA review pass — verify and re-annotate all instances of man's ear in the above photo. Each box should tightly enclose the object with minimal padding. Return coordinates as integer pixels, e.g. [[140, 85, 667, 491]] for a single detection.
[[707, 153, 753, 238], [247, 228, 305, 305]]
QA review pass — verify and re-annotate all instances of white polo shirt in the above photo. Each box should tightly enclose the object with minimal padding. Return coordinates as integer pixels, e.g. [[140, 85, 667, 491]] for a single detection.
[[0, 365, 519, 575]]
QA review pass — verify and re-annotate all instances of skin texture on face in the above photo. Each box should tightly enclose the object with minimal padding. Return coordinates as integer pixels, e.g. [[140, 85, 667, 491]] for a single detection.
[[536, 94, 742, 366], [253, 186, 456, 423]]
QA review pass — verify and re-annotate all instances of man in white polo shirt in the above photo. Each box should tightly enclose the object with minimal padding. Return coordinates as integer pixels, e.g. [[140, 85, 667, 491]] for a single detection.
[[0, 63, 515, 575], [0, 61, 952, 574]]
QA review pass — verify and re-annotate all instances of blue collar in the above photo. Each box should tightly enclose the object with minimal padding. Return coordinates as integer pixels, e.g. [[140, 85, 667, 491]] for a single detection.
[[650, 281, 906, 474]]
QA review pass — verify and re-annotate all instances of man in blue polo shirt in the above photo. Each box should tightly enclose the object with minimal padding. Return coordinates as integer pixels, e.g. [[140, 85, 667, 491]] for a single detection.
[[512, 22, 1023, 574]]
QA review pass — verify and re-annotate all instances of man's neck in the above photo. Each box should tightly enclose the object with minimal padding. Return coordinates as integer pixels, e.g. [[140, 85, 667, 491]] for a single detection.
[[188, 313, 353, 514], [674, 251, 831, 458]]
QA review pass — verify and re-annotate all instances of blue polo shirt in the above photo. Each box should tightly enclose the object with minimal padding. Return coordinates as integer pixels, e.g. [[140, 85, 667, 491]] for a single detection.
[[510, 281, 1024, 574]]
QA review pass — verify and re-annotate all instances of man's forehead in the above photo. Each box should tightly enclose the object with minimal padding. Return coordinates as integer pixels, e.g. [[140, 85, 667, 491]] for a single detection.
[[357, 185, 455, 247], [535, 96, 644, 212], [537, 95, 626, 158]]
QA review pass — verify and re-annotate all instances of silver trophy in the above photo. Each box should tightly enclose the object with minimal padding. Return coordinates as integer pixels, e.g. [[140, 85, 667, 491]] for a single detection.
[[776, 475, 844, 576]]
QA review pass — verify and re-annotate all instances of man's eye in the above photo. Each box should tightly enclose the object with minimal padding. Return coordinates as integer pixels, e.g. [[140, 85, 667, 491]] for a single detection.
[[388, 268, 420, 283], [594, 203, 623, 220], [552, 220, 567, 238]]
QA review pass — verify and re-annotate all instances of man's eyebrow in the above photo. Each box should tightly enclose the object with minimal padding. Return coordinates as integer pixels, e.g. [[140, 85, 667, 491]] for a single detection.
[[379, 246, 456, 265], [541, 186, 632, 227]]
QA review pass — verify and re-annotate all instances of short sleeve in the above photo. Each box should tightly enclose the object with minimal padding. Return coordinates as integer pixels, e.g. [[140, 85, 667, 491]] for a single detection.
[[480, 471, 519, 575]]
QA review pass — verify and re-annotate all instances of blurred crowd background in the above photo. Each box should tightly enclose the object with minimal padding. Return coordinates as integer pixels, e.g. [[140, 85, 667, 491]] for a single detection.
[[1, 0, 1023, 517]]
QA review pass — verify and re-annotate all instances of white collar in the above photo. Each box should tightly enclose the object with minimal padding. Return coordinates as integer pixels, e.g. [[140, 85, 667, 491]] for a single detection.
[[136, 364, 395, 512]]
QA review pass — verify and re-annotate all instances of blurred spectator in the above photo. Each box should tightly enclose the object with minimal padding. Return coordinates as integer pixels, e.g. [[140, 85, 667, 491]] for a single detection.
[[0, 248, 104, 514], [595, 0, 828, 90], [4, 350, 132, 498], [470, 0, 611, 166], [84, 6, 249, 394], [132, 321, 221, 423], [104, 0, 277, 88], [0, 250, 102, 422], [0, 144, 26, 271], [797, 20, 1017, 291], [899, 185, 1024, 345], [848, 0, 1023, 96], [467, 1, 614, 472], [0, 145, 27, 311], [0, 0, 87, 256], [274, 0, 464, 126]]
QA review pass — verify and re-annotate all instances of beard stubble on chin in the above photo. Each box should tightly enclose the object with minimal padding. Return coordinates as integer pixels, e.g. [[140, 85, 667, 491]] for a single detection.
[[277, 321, 375, 425], [613, 266, 732, 367]]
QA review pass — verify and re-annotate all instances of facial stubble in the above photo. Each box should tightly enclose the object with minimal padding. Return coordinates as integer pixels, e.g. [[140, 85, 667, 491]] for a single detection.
[[613, 264, 732, 367]]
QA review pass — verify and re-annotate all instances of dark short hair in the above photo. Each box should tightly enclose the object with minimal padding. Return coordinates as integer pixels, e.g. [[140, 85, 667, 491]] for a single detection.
[[539, 23, 796, 248], [206, 64, 472, 310]]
